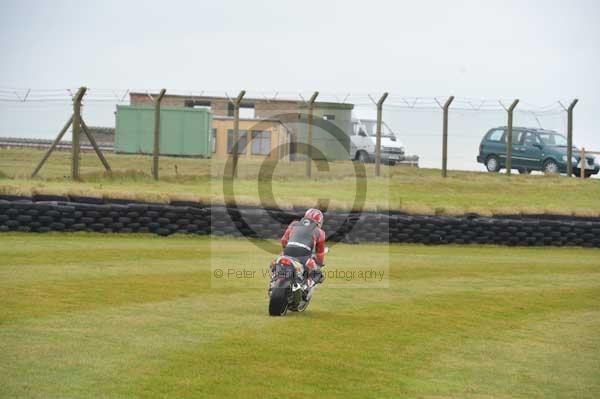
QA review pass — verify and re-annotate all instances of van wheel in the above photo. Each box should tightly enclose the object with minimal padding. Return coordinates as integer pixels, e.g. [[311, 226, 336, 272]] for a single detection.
[[517, 167, 531, 175], [356, 151, 369, 163], [486, 155, 500, 172], [543, 159, 559, 174]]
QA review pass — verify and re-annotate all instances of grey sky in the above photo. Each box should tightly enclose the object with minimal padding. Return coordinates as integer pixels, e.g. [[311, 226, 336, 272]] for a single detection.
[[1, 0, 599, 170]]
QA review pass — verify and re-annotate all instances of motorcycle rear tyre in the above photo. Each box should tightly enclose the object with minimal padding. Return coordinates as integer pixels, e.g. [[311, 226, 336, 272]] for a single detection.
[[269, 286, 289, 316]]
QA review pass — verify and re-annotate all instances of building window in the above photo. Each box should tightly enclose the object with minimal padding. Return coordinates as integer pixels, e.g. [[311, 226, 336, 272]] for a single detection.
[[227, 130, 248, 154], [211, 128, 217, 153], [228, 104, 255, 118], [251, 131, 271, 155], [184, 100, 211, 110], [323, 114, 335, 121], [239, 107, 255, 119]]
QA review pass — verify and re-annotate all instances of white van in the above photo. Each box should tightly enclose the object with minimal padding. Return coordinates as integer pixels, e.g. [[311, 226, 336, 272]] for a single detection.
[[350, 119, 414, 165]]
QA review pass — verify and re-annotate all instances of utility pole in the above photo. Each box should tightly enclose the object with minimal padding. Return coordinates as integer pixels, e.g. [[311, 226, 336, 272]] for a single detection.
[[306, 91, 319, 178], [580, 147, 586, 179], [566, 99, 578, 176], [152, 89, 166, 180], [231, 90, 246, 178], [375, 92, 388, 177], [71, 87, 87, 180], [505, 99, 519, 176], [441, 96, 454, 178]]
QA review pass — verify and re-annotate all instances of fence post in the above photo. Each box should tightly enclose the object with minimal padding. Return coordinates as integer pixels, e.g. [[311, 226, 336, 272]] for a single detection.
[[231, 90, 246, 178], [71, 87, 87, 180], [580, 147, 586, 179], [375, 92, 389, 177], [152, 89, 166, 180], [306, 91, 319, 178], [566, 99, 578, 176], [80, 119, 112, 174], [441, 96, 455, 178], [505, 99, 519, 176], [31, 115, 74, 178]]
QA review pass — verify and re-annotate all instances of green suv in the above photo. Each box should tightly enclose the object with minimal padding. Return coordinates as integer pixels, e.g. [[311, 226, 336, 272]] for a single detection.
[[477, 127, 599, 177]]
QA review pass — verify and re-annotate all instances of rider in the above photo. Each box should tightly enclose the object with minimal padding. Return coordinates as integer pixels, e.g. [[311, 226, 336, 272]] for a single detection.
[[279, 208, 326, 284]]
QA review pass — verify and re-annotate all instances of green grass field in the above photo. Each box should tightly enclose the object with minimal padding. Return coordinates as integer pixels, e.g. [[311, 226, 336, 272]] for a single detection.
[[1, 233, 599, 398], [1, 148, 600, 216]]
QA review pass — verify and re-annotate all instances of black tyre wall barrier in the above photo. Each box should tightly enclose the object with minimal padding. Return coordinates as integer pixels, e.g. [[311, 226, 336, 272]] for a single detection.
[[0, 196, 600, 247]]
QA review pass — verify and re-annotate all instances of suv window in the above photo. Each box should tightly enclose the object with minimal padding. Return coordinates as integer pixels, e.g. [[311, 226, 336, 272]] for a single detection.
[[511, 131, 525, 145], [523, 132, 540, 146], [487, 129, 504, 142], [538, 132, 567, 146]]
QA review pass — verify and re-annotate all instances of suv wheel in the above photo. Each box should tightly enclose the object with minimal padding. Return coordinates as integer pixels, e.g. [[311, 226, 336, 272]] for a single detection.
[[517, 167, 531, 175], [486, 155, 500, 172], [543, 159, 559, 174]]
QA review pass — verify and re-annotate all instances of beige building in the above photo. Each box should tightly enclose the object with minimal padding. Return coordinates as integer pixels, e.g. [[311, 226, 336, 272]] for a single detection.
[[129, 92, 354, 161], [211, 116, 290, 161]]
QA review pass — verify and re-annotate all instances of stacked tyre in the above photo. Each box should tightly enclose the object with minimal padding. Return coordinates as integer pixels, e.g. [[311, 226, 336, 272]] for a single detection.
[[1, 197, 600, 247]]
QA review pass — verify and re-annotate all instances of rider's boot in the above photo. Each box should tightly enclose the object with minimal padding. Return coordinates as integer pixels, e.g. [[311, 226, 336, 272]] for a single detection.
[[312, 266, 325, 284], [267, 260, 277, 297]]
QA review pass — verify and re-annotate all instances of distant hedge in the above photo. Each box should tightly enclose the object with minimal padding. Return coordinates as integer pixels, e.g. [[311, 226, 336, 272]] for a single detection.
[[1, 195, 599, 247]]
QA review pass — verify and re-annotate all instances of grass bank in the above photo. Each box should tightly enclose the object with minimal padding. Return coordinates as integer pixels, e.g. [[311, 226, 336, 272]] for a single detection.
[[1, 148, 599, 216]]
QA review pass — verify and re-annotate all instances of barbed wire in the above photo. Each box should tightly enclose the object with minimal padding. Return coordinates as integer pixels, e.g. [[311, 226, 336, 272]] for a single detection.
[[0, 86, 571, 115]]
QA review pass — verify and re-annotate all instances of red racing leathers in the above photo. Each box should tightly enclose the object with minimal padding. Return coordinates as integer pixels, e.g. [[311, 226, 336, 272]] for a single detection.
[[280, 217, 326, 268]]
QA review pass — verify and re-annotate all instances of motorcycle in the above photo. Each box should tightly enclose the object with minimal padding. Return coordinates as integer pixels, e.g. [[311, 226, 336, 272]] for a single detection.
[[268, 247, 329, 316]]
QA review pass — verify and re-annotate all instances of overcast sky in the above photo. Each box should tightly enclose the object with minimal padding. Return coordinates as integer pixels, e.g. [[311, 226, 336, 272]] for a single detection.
[[1, 0, 599, 169]]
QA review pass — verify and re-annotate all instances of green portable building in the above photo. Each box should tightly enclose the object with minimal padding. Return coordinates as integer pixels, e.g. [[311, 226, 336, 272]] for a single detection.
[[115, 105, 212, 157]]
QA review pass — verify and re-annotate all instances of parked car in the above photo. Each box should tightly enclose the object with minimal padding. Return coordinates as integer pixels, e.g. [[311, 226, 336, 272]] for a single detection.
[[350, 119, 418, 166], [477, 127, 599, 177]]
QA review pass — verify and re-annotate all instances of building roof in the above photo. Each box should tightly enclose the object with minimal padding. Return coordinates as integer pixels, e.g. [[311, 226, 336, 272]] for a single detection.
[[129, 92, 354, 110], [213, 115, 285, 123]]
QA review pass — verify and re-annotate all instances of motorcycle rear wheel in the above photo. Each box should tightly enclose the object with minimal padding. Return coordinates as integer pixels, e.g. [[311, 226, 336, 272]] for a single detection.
[[269, 286, 289, 316]]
